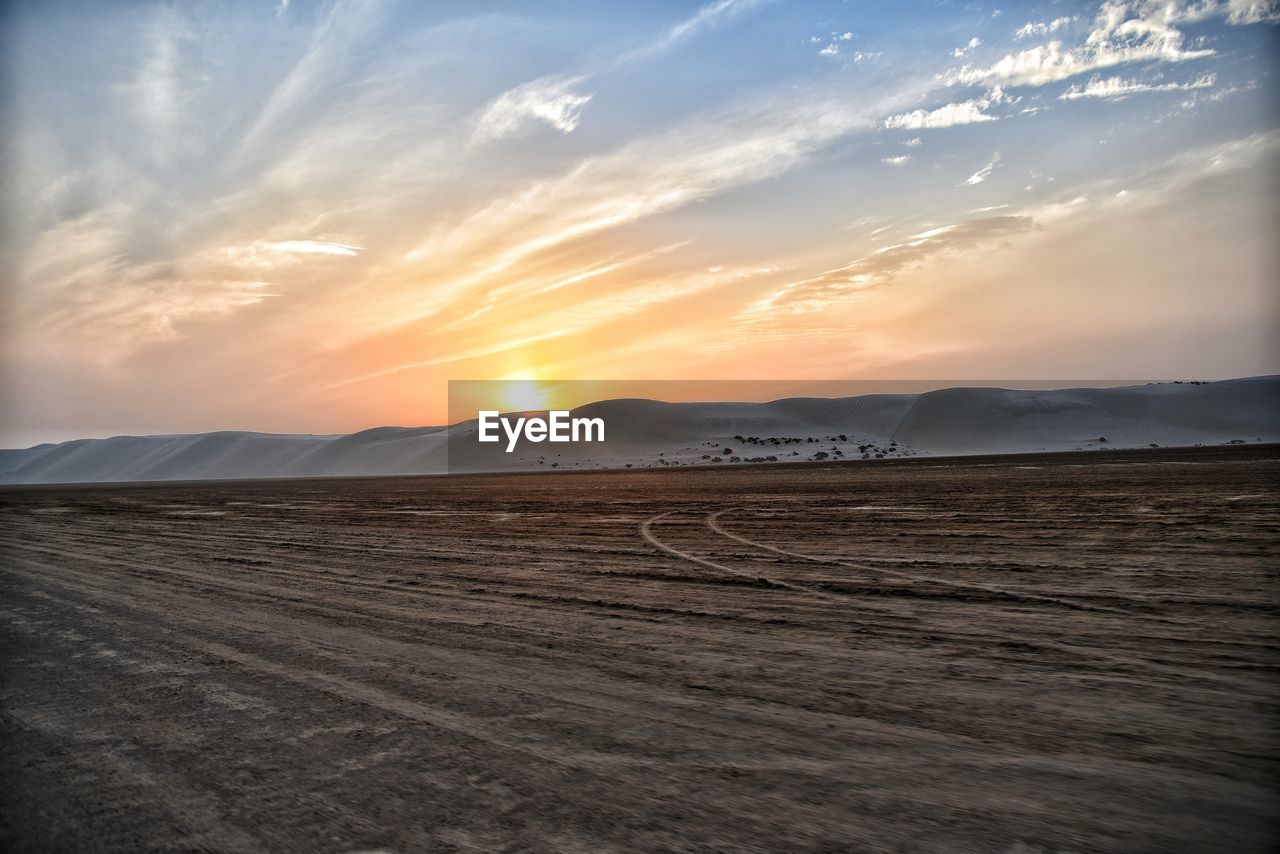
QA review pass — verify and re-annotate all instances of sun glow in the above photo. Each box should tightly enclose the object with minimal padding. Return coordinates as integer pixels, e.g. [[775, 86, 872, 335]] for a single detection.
[[498, 373, 554, 413]]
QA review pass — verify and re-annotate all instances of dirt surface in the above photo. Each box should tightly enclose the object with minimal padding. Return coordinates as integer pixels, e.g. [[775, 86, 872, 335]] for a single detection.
[[2, 445, 1278, 852]]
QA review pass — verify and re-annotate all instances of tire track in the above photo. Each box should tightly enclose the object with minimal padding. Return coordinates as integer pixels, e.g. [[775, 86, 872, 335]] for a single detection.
[[706, 507, 1176, 621], [640, 511, 800, 589], [1, 554, 1003, 778], [0, 547, 929, 738], [640, 511, 905, 614], [698, 508, 1255, 686], [1, 559, 658, 775], [4, 449, 1278, 852]]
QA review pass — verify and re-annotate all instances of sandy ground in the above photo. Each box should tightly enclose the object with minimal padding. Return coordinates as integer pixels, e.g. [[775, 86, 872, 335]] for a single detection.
[[1, 445, 1277, 852]]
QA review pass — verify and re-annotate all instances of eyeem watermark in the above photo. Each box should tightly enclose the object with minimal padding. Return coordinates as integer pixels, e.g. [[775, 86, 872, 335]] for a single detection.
[[478, 410, 605, 453]]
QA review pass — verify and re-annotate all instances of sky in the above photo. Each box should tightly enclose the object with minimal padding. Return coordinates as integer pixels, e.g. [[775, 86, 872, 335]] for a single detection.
[[1, 0, 1277, 446]]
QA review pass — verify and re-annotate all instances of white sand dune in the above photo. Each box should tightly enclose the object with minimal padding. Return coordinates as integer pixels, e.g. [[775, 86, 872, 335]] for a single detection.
[[3, 377, 1276, 484], [893, 377, 1278, 454]]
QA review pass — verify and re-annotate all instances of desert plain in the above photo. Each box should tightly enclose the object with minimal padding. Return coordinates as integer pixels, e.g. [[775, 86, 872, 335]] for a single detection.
[[1, 445, 1277, 852]]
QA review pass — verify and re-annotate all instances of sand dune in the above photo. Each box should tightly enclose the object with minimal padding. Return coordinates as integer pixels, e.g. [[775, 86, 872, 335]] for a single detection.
[[3, 377, 1275, 484], [894, 377, 1278, 454]]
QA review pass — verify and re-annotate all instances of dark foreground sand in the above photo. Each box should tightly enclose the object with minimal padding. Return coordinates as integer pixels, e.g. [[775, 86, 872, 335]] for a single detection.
[[1, 446, 1277, 852]]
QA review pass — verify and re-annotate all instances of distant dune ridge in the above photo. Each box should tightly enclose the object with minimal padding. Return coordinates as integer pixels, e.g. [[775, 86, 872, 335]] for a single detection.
[[3, 377, 1276, 484]]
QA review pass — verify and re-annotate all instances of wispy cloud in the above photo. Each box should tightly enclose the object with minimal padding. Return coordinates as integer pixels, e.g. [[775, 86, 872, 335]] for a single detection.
[[623, 0, 767, 62], [739, 130, 1280, 324], [968, 1, 1276, 91], [951, 2, 1224, 87], [119, 5, 190, 163], [815, 29, 854, 57], [964, 153, 1001, 185], [1153, 0, 1280, 25], [314, 262, 778, 393], [236, 0, 386, 158], [474, 0, 768, 144], [472, 75, 593, 143], [1221, 0, 1280, 24], [952, 36, 983, 58], [1059, 72, 1216, 99], [884, 99, 997, 130], [742, 216, 1034, 317], [882, 155, 911, 166], [213, 239, 363, 272], [394, 83, 917, 328], [11, 213, 301, 361], [1015, 17, 1073, 40]]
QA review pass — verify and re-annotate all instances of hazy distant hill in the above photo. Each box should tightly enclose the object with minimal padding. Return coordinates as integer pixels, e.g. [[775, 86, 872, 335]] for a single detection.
[[3, 377, 1276, 484]]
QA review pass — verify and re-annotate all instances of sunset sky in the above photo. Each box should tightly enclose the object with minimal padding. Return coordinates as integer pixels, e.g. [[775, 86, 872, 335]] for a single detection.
[[1, 0, 1277, 446]]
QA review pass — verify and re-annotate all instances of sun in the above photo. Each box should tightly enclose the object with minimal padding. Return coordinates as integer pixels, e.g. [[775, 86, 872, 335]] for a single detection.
[[497, 371, 552, 413]]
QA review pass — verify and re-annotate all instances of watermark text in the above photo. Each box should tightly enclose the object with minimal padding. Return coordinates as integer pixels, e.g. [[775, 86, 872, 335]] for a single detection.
[[478, 410, 605, 452]]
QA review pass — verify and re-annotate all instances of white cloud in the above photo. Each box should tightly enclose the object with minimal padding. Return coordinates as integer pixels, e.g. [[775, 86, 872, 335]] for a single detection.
[[954, 2, 1223, 87], [743, 214, 1034, 316], [236, 0, 386, 157], [954, 38, 1210, 87], [472, 75, 593, 143], [9, 217, 349, 361], [134, 19, 179, 144], [399, 84, 921, 325], [882, 155, 911, 165], [818, 30, 856, 57], [985, 84, 1018, 105], [884, 99, 997, 130], [482, 0, 765, 146], [1060, 72, 1216, 99], [982, 2, 1276, 89], [965, 153, 1001, 185], [1146, 0, 1280, 25], [732, 131, 1279, 327], [268, 240, 361, 256], [1178, 78, 1258, 106], [1224, 0, 1280, 23], [219, 239, 361, 269], [662, 0, 760, 46], [903, 137, 923, 146], [1015, 17, 1072, 39], [322, 262, 781, 390], [623, 0, 765, 62], [953, 36, 983, 58]]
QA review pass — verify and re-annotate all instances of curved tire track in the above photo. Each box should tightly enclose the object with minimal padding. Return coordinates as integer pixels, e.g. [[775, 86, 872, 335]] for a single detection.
[[706, 507, 1155, 620], [640, 512, 912, 616], [639, 511, 808, 594], [698, 508, 1251, 685]]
